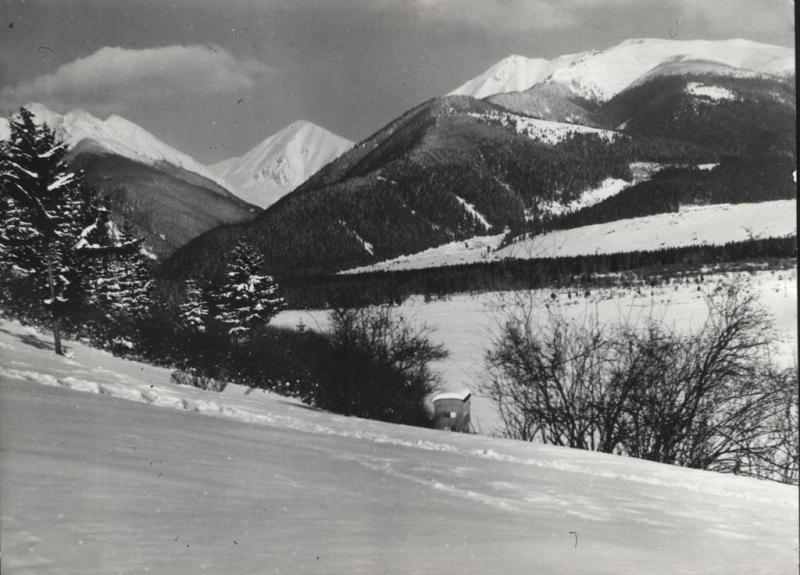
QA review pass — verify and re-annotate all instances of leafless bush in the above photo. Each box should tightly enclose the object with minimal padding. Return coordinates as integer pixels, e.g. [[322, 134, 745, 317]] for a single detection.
[[483, 281, 798, 483]]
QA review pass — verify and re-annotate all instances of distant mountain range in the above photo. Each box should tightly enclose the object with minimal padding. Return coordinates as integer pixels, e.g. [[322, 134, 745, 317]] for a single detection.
[[162, 37, 795, 281], [209, 121, 353, 208], [1, 104, 258, 258], [1, 107, 355, 257], [3, 38, 794, 281]]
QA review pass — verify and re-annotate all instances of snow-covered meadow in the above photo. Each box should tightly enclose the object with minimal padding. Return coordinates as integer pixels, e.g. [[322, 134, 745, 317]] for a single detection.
[[343, 200, 797, 274], [276, 269, 798, 431], [1, 316, 798, 574]]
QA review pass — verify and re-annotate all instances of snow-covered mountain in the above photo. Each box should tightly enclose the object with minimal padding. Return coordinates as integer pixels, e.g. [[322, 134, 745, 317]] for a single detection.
[[451, 38, 794, 102], [1, 103, 257, 258], [210, 121, 353, 208], [1, 103, 232, 191]]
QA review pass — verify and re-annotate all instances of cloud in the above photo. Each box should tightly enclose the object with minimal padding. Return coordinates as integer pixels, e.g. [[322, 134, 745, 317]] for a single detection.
[[0, 44, 276, 112]]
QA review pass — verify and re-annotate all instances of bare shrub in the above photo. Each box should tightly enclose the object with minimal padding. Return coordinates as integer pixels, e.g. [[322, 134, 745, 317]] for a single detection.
[[483, 281, 798, 483]]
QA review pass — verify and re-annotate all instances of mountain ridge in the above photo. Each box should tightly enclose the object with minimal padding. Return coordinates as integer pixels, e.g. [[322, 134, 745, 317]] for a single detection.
[[451, 38, 794, 104]]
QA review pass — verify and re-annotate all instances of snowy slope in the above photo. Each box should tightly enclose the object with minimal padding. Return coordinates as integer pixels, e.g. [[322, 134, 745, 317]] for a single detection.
[[343, 200, 796, 274], [548, 38, 794, 102], [2, 103, 232, 191], [498, 200, 796, 260], [343, 233, 507, 275], [467, 110, 620, 144], [625, 58, 762, 90], [209, 121, 353, 208], [448, 52, 591, 99], [536, 177, 630, 216], [451, 38, 794, 102], [1, 316, 797, 574]]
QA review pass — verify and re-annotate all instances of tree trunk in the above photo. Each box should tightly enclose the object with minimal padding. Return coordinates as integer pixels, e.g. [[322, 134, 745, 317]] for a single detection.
[[46, 250, 64, 356]]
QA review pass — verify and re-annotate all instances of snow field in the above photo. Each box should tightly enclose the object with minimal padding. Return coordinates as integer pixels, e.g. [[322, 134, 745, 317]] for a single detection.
[[685, 82, 738, 101], [344, 200, 796, 274], [275, 269, 798, 431], [497, 200, 796, 260], [0, 315, 797, 574]]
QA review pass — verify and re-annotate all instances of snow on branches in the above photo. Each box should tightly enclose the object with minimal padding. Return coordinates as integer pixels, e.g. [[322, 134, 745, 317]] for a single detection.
[[0, 106, 150, 354], [213, 241, 285, 337]]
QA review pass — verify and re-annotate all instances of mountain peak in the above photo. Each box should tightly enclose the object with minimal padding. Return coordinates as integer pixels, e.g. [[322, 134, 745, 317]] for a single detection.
[[209, 121, 353, 208]]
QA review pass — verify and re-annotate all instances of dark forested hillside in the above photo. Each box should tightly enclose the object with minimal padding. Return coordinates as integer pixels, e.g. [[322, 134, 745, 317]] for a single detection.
[[70, 148, 259, 258], [162, 95, 727, 280], [534, 155, 797, 233], [601, 73, 796, 157], [487, 82, 603, 126]]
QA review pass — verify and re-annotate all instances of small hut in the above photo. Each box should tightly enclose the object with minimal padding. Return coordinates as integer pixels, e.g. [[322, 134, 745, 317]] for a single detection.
[[432, 390, 471, 432]]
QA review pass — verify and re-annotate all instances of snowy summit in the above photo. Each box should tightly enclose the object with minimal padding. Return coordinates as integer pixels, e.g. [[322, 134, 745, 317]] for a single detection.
[[209, 121, 353, 208], [450, 38, 794, 102]]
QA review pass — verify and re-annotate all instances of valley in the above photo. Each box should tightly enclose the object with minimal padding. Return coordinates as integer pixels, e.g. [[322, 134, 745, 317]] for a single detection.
[[1, 27, 797, 574]]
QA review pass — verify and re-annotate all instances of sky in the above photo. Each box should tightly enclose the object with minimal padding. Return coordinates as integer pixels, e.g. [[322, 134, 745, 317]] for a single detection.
[[0, 0, 795, 163]]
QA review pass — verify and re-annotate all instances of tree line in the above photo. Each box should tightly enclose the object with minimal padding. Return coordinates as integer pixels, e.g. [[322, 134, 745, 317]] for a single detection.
[[278, 237, 797, 309]]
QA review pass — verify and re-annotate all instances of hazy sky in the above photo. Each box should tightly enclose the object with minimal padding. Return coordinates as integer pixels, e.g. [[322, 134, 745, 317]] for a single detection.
[[0, 0, 794, 163]]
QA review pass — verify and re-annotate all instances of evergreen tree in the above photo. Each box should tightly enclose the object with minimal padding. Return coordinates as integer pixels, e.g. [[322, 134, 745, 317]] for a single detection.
[[82, 209, 152, 319], [213, 241, 285, 337], [180, 279, 210, 333], [0, 106, 140, 354]]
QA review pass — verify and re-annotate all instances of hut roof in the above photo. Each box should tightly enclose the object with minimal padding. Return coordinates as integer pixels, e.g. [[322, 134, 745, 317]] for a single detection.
[[433, 390, 471, 402]]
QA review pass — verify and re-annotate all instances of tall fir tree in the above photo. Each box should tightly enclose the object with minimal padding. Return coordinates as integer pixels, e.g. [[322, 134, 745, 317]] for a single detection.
[[213, 241, 285, 337], [0, 106, 140, 354], [179, 279, 211, 333]]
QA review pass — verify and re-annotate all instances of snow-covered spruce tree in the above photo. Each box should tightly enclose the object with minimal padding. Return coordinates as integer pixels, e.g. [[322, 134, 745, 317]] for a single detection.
[[213, 241, 285, 338], [0, 106, 139, 354], [81, 210, 153, 322], [179, 279, 210, 333]]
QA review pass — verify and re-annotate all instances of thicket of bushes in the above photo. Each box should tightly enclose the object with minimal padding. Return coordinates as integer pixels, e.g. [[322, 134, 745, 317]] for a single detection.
[[483, 282, 798, 484]]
